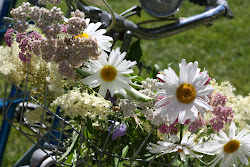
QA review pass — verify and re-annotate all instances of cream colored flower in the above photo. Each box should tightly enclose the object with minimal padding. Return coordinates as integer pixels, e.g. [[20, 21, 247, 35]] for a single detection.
[[51, 89, 112, 120]]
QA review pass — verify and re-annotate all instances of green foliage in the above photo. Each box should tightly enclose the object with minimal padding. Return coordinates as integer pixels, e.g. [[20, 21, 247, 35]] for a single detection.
[[126, 39, 142, 62], [126, 87, 153, 102]]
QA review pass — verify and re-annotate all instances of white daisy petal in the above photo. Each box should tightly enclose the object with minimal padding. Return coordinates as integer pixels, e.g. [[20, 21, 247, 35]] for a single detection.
[[236, 150, 249, 165], [194, 97, 213, 111], [241, 146, 250, 157], [147, 133, 202, 162], [187, 61, 198, 83], [91, 29, 106, 37], [179, 59, 187, 83], [98, 84, 108, 97], [218, 130, 229, 141], [167, 67, 180, 85], [235, 130, 247, 140], [229, 121, 236, 139], [178, 105, 187, 124], [82, 22, 113, 52], [220, 153, 231, 167], [87, 22, 102, 35], [198, 122, 250, 167], [181, 134, 189, 144], [82, 47, 136, 97], [155, 96, 175, 108], [154, 59, 214, 124], [196, 85, 214, 96], [210, 153, 223, 167], [240, 134, 250, 142], [182, 146, 190, 155]]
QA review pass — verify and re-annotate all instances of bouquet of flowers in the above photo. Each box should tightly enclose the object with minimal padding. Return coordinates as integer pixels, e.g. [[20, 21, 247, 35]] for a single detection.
[[0, 0, 249, 166]]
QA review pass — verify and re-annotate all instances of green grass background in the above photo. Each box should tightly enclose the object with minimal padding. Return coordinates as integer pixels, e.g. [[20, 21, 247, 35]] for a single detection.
[[0, 0, 249, 166]]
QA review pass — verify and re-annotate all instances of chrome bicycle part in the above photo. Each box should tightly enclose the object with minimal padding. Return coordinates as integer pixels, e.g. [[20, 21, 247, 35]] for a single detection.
[[139, 0, 183, 18]]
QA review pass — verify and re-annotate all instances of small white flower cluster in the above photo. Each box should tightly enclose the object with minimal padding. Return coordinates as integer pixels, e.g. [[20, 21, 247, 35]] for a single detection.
[[139, 78, 169, 125], [141, 109, 168, 126], [117, 98, 136, 118], [0, 42, 64, 101], [117, 78, 167, 125], [46, 62, 64, 99], [138, 78, 159, 109], [141, 78, 158, 91], [51, 89, 113, 121], [24, 106, 49, 126], [0, 42, 23, 84]]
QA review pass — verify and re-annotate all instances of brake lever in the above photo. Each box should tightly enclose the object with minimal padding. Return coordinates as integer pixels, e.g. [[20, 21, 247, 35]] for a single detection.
[[120, 6, 142, 18]]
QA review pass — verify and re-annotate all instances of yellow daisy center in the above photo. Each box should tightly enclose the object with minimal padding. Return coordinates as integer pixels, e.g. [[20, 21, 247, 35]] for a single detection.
[[100, 65, 117, 82], [75, 32, 89, 39], [224, 140, 240, 153], [176, 83, 196, 104]]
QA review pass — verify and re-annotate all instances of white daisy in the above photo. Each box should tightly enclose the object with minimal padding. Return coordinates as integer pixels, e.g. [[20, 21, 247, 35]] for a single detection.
[[76, 18, 113, 52], [155, 59, 214, 124], [198, 122, 250, 167], [82, 47, 136, 97], [147, 133, 202, 161]]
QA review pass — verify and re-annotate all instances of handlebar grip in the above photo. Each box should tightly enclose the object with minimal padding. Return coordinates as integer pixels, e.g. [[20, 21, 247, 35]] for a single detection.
[[189, 0, 233, 19], [215, 0, 233, 19]]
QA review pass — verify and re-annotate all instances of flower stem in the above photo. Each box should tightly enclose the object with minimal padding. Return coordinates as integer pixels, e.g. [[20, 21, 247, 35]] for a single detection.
[[180, 124, 184, 142]]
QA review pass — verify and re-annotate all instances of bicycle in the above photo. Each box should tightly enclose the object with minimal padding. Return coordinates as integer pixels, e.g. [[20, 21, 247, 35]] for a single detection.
[[0, 0, 236, 166]]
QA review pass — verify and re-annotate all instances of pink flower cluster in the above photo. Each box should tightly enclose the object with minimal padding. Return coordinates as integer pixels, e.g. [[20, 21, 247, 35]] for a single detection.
[[5, 3, 101, 78], [186, 116, 206, 133], [4, 29, 42, 63], [158, 119, 179, 135], [4, 28, 15, 47], [209, 92, 234, 132]]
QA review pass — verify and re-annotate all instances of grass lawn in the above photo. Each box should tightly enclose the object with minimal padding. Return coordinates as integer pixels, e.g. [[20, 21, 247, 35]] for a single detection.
[[0, 0, 249, 166]]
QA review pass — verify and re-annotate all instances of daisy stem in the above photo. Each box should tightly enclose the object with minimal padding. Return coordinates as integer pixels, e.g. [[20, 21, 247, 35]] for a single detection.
[[188, 158, 196, 167], [169, 152, 180, 165], [180, 124, 184, 142]]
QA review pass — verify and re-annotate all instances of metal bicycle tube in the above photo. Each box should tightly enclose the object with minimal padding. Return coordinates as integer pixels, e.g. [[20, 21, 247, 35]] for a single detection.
[[133, 5, 227, 40], [0, 85, 24, 165]]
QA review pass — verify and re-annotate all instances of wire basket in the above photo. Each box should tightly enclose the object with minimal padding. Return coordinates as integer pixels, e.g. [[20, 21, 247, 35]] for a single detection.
[[2, 79, 171, 167]]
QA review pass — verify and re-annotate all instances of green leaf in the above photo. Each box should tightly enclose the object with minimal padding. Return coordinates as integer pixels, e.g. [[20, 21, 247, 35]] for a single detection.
[[149, 64, 160, 78], [126, 39, 142, 62], [59, 125, 81, 161], [126, 73, 145, 83], [84, 127, 90, 140], [121, 145, 129, 157], [129, 82, 143, 90], [76, 68, 90, 77], [126, 87, 153, 102], [118, 145, 129, 167], [173, 158, 182, 166], [64, 152, 74, 164], [114, 153, 119, 167]]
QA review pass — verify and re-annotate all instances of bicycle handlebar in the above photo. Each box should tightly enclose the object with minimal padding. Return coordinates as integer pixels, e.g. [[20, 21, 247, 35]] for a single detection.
[[133, 4, 231, 40], [78, 0, 232, 40]]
